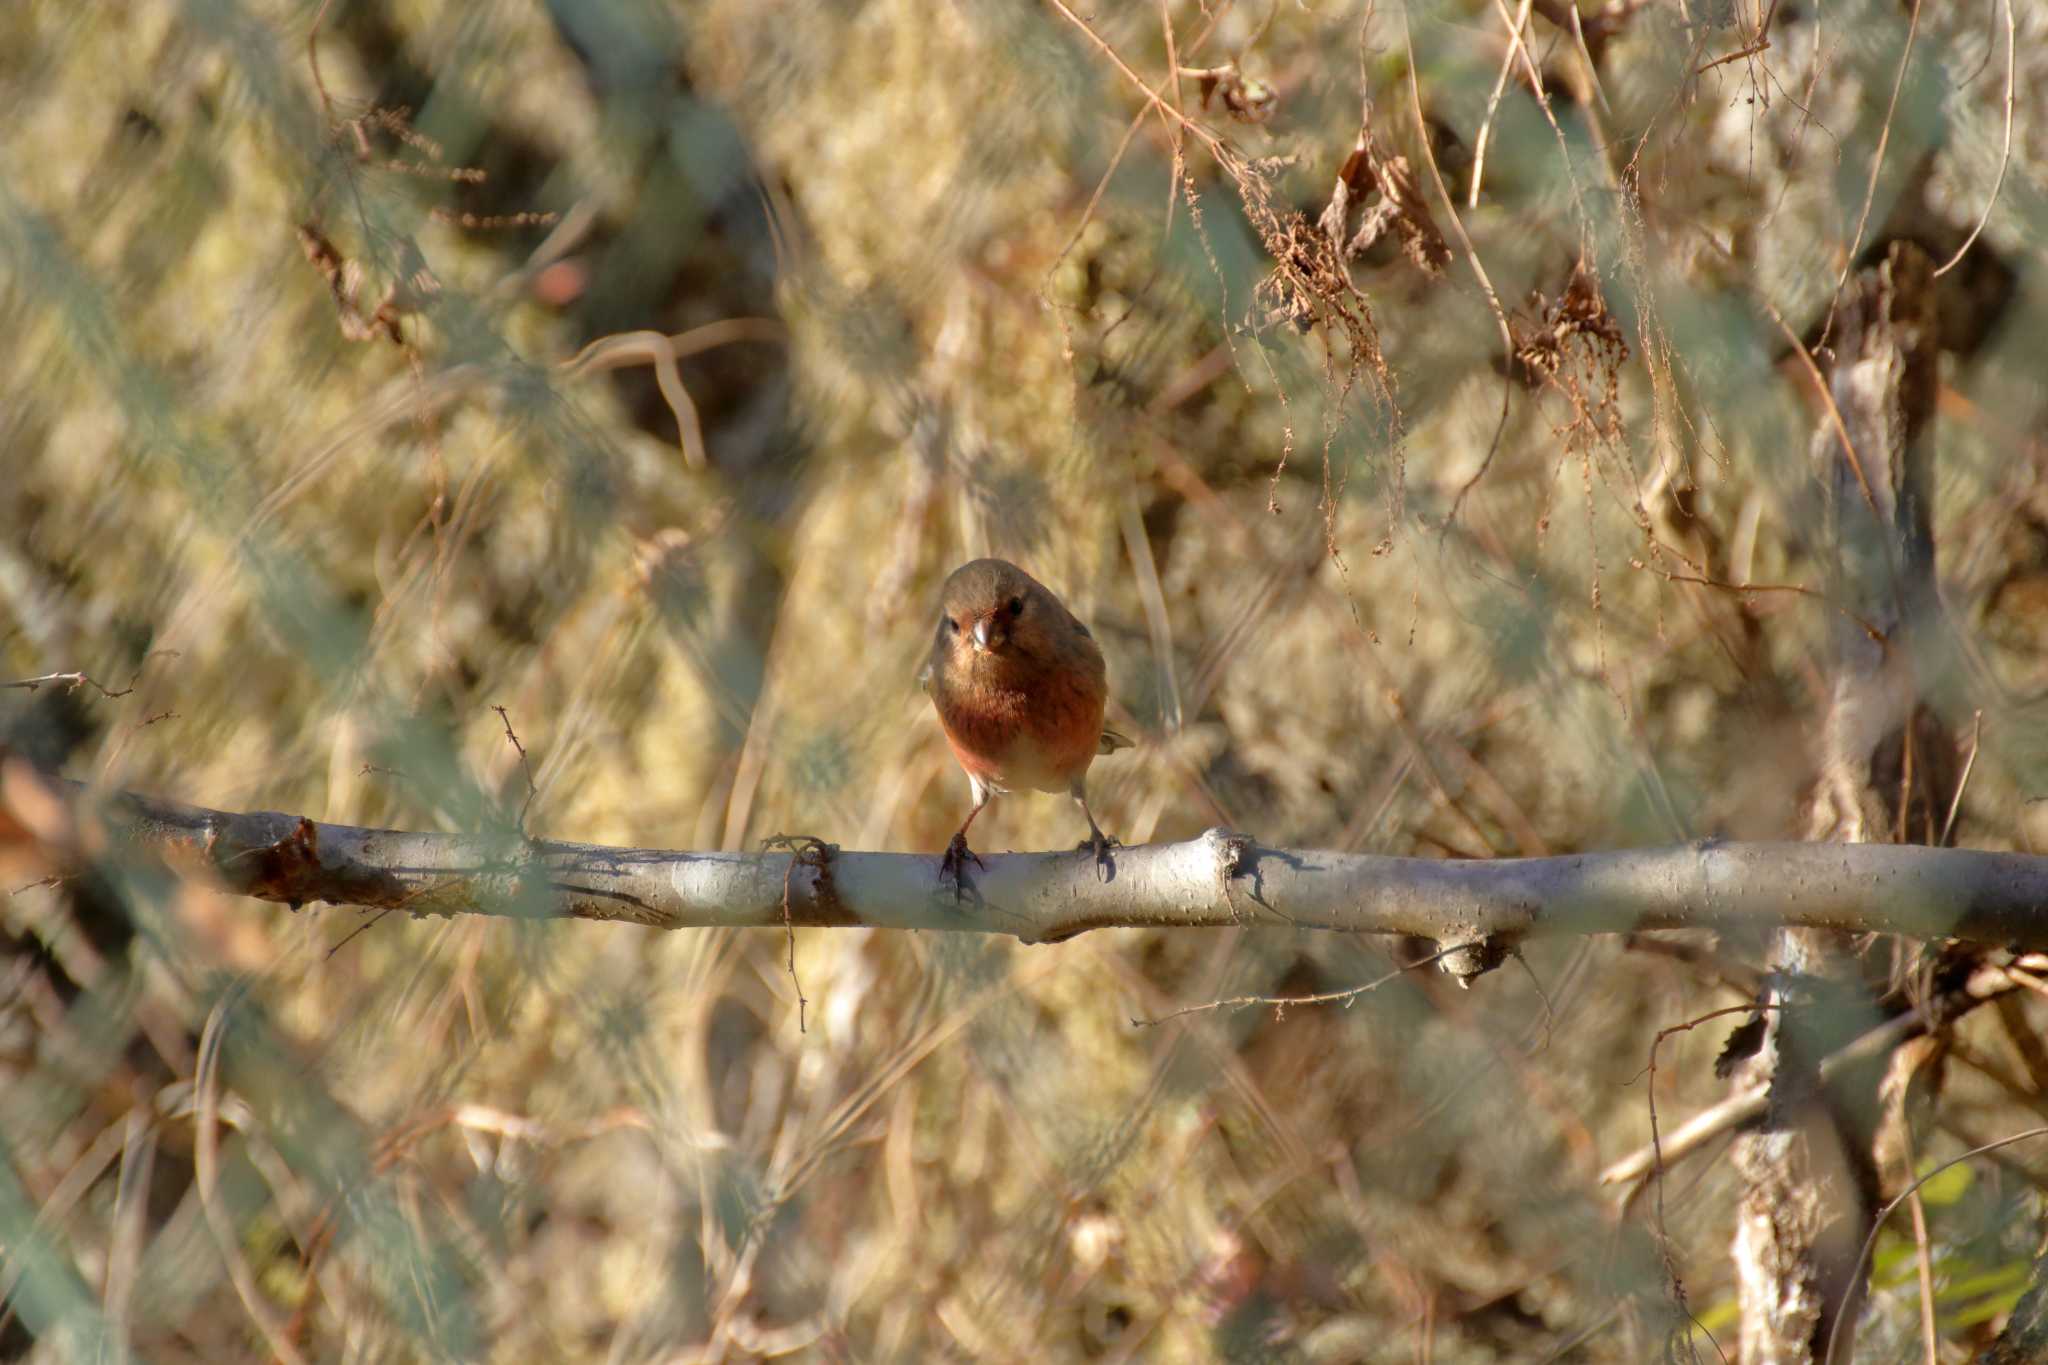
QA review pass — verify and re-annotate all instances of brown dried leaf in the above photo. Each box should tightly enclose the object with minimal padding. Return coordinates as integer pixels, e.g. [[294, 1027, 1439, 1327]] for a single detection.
[[1316, 104, 1447, 278]]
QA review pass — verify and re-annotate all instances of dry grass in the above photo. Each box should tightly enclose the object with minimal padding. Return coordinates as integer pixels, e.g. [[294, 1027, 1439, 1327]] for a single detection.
[[5, 0, 2048, 1359]]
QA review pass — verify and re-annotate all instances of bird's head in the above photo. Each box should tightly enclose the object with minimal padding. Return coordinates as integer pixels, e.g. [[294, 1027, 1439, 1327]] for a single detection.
[[933, 558, 1062, 668]]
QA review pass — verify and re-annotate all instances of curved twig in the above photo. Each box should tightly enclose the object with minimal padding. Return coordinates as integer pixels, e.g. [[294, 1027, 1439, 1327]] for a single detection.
[[1468, 0, 1536, 209], [1602, 959, 2028, 1188], [1397, 12, 1518, 527], [1932, 0, 2015, 279], [196, 990, 309, 1365], [559, 319, 788, 471], [1823, 0, 1923, 341], [1824, 1123, 2048, 1365]]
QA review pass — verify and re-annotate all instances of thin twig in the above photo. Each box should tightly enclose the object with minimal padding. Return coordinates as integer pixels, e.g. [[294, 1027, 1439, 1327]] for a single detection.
[[3, 672, 132, 698], [1640, 1001, 1769, 1360], [1512, 949, 1557, 1052], [761, 835, 834, 1034], [1823, 0, 1923, 343], [1697, 38, 1770, 73], [1635, 562, 1887, 645], [2, 653, 176, 703], [1040, 0, 1229, 159], [1605, 963, 2024, 1188], [0, 1106, 131, 1338], [1486, 0, 1591, 231], [1562, 1, 1612, 116], [1899, 1116, 1939, 1365], [1041, 0, 1242, 295], [490, 704, 539, 834], [1160, 0, 1185, 148], [1934, 0, 2015, 278], [196, 990, 310, 1365], [307, 0, 337, 125], [558, 320, 787, 470], [1689, 223, 1883, 520], [1131, 943, 1461, 1026], [1468, 0, 1536, 209], [1940, 710, 1983, 848], [1824, 1125, 2048, 1365], [1397, 12, 1518, 526], [325, 908, 397, 960]]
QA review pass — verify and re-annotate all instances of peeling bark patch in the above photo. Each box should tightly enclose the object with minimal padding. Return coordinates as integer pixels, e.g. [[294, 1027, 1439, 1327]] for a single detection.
[[761, 834, 859, 927], [237, 817, 321, 910]]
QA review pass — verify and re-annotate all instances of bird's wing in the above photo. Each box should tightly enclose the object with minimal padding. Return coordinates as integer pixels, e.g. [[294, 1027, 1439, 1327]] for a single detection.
[[1099, 725, 1134, 754]]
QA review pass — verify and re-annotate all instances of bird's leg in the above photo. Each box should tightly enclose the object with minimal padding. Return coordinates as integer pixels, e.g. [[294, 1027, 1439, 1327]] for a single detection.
[[940, 785, 990, 900], [1072, 785, 1120, 882]]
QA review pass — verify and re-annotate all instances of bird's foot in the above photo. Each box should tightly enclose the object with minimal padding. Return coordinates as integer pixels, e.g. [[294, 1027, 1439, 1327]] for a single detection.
[[1076, 831, 1122, 882], [940, 832, 986, 902]]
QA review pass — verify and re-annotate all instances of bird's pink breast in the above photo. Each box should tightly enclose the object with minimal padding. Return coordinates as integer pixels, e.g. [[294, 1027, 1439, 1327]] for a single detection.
[[934, 674, 1103, 795]]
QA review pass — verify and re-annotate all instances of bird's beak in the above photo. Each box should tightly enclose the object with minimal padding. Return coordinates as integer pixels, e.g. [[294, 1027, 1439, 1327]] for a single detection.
[[971, 616, 993, 651]]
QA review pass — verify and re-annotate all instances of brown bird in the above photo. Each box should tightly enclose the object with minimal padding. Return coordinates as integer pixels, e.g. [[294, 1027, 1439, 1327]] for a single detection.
[[920, 558, 1131, 887]]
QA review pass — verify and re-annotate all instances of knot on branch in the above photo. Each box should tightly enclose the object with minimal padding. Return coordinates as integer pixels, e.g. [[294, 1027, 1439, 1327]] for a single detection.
[[189, 808, 410, 914], [1203, 826, 1258, 922], [216, 816, 323, 911], [1436, 933, 1512, 989], [760, 834, 854, 927]]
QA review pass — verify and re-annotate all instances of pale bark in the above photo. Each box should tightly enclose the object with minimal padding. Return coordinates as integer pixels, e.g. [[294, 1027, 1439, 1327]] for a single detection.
[[1731, 241, 1942, 1364], [13, 770, 2048, 955]]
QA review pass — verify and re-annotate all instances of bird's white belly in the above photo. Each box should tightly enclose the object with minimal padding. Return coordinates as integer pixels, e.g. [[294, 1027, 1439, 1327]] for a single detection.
[[986, 742, 1079, 796]]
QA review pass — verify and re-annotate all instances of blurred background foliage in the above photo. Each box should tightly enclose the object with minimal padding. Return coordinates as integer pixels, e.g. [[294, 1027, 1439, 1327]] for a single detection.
[[3, 0, 2048, 1359]]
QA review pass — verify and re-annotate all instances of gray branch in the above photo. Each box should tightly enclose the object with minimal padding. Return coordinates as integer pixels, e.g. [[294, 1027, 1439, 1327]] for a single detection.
[[41, 780, 2048, 957]]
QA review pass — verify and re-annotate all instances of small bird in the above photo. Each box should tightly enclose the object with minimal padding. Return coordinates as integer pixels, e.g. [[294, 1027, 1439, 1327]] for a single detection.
[[920, 558, 1130, 888]]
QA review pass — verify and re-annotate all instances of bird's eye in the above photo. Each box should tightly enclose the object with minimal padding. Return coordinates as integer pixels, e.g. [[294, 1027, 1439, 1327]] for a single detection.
[[1007, 596, 1025, 616]]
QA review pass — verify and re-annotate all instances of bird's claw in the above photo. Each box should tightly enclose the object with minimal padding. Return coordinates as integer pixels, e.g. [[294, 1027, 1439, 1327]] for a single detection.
[[1077, 832, 1122, 882], [940, 832, 985, 902]]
